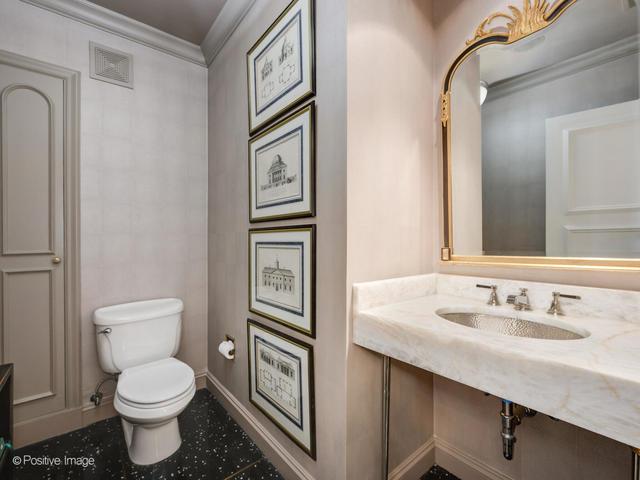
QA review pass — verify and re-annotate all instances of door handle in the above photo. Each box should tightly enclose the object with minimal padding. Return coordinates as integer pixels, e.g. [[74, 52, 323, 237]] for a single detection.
[[52, 255, 62, 264]]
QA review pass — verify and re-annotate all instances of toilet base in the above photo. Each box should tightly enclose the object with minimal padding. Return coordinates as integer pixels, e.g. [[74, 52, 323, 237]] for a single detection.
[[122, 417, 182, 465]]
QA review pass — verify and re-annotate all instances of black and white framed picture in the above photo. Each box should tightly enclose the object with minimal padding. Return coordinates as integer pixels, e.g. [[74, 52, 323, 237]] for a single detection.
[[247, 0, 315, 135], [248, 225, 315, 337], [247, 320, 316, 458], [249, 102, 315, 222]]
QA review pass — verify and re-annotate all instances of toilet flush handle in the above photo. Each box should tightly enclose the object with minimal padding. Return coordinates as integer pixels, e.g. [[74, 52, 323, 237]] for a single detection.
[[98, 328, 112, 335]]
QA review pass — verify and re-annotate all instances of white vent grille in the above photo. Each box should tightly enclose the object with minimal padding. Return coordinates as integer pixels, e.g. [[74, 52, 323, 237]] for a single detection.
[[89, 42, 133, 89]]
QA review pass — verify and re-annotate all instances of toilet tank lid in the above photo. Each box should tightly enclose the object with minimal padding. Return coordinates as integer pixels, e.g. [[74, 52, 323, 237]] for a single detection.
[[93, 298, 184, 326]]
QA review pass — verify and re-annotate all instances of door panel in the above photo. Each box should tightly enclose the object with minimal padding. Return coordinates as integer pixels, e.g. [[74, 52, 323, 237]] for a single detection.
[[546, 99, 640, 257], [0, 62, 66, 423], [2, 86, 55, 254]]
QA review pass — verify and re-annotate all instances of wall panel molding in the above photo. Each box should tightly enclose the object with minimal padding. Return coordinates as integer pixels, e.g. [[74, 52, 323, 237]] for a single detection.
[[19, 0, 206, 66]]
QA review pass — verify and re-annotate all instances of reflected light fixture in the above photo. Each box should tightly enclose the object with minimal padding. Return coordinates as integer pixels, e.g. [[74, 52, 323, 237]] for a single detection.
[[480, 80, 488, 105]]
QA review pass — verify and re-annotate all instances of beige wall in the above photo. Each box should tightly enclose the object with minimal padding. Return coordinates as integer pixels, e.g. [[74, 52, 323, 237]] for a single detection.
[[346, 0, 435, 477], [207, 0, 349, 478], [432, 2, 638, 479], [0, 0, 208, 407]]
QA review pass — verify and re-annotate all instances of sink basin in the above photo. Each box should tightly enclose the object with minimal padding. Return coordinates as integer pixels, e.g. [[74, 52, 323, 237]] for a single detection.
[[436, 310, 587, 340]]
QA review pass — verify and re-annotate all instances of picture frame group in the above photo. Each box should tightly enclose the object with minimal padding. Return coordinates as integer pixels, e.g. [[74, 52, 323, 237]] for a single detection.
[[246, 0, 317, 461]]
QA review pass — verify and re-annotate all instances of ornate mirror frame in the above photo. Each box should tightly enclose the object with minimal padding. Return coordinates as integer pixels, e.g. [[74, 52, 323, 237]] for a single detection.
[[440, 0, 640, 272]]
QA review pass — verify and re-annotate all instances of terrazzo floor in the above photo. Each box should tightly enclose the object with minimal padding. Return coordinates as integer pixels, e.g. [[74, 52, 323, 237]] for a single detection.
[[422, 465, 462, 480], [11, 389, 283, 480], [9, 388, 461, 480]]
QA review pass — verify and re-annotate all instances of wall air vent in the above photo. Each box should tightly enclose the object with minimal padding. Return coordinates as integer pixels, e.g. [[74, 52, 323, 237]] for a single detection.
[[89, 42, 133, 89]]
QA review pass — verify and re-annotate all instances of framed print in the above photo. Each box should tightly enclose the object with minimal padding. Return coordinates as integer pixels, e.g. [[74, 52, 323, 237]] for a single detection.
[[249, 102, 315, 222], [247, 0, 315, 135], [249, 225, 315, 337], [247, 320, 316, 458]]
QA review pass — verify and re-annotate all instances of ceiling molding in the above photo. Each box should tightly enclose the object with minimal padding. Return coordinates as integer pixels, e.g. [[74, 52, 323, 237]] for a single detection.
[[487, 34, 639, 101], [20, 0, 206, 66], [200, 0, 256, 67]]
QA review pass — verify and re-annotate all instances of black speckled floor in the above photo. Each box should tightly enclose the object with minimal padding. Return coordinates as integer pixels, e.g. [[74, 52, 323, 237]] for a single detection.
[[422, 464, 462, 480], [12, 389, 283, 480]]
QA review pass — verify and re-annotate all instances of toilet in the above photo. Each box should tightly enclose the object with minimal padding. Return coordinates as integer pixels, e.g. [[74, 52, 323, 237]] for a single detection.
[[93, 298, 195, 465]]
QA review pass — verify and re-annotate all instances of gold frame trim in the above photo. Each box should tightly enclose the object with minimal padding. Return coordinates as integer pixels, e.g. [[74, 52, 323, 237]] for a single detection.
[[440, 0, 640, 272]]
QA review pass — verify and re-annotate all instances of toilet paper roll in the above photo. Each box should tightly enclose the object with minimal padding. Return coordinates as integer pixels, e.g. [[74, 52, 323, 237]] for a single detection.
[[218, 340, 235, 360]]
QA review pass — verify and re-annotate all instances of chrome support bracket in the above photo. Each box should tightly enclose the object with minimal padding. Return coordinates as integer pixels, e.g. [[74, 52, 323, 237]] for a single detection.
[[382, 355, 391, 480]]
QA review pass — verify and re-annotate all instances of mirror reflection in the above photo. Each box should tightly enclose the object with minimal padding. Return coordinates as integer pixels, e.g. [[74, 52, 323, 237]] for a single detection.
[[450, 0, 640, 258]]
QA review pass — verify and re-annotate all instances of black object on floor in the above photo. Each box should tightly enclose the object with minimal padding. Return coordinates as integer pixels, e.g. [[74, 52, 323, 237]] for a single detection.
[[422, 464, 462, 480], [12, 389, 283, 480], [0, 364, 13, 478]]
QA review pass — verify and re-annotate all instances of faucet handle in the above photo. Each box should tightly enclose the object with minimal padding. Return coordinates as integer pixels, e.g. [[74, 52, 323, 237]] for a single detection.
[[476, 284, 500, 306], [547, 291, 581, 316]]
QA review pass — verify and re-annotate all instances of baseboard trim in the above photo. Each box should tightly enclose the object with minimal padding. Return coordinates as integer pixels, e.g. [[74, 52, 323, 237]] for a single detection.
[[390, 438, 435, 480], [205, 370, 314, 480], [14, 407, 83, 448], [434, 436, 514, 480]]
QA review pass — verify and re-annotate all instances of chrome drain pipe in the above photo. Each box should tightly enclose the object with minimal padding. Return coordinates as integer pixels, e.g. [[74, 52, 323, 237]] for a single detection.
[[500, 400, 520, 460], [633, 447, 639, 480]]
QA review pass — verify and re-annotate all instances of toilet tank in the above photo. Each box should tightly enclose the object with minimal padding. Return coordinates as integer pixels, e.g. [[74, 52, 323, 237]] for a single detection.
[[93, 298, 184, 373]]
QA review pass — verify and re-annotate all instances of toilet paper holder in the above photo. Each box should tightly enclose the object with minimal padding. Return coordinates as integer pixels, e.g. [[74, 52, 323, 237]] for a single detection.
[[218, 335, 235, 360]]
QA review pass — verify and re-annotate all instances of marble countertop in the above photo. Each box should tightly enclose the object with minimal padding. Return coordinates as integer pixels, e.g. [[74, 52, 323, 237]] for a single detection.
[[352, 274, 640, 448]]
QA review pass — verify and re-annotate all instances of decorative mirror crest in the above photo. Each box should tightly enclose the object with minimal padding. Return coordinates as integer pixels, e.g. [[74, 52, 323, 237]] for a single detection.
[[466, 0, 573, 46]]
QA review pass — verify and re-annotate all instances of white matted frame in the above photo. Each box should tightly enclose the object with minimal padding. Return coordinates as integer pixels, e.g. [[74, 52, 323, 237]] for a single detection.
[[246, 0, 315, 135], [249, 102, 315, 222], [247, 319, 316, 459], [248, 225, 315, 337]]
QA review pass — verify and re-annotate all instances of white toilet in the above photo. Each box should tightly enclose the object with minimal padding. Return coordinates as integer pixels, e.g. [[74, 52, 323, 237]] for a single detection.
[[93, 298, 195, 465]]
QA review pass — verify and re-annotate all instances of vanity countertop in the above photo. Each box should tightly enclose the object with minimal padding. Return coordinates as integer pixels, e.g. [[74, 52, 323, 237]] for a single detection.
[[352, 274, 640, 448]]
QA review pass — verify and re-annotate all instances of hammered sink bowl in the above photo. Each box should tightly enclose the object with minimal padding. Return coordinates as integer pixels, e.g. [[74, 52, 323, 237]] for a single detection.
[[436, 309, 588, 340]]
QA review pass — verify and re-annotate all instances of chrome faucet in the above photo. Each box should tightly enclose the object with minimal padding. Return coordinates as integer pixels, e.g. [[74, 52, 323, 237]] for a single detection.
[[506, 288, 531, 311], [476, 284, 500, 306], [547, 291, 581, 316]]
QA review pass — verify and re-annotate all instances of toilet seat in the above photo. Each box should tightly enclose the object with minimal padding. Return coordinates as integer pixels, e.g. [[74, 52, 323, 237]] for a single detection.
[[114, 358, 196, 424]]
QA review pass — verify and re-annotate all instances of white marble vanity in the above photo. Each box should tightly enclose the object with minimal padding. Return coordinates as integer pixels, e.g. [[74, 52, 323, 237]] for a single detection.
[[353, 273, 640, 448]]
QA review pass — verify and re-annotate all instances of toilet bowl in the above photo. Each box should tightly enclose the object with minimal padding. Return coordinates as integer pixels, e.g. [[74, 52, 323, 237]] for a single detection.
[[114, 358, 195, 465], [93, 298, 195, 465]]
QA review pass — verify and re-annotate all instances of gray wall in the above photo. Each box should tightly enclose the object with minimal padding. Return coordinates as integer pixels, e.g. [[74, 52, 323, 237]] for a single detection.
[[207, 1, 349, 478], [481, 52, 639, 255]]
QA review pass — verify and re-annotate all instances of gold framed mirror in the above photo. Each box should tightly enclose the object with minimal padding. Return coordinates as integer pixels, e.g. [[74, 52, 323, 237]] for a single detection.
[[440, 0, 640, 271]]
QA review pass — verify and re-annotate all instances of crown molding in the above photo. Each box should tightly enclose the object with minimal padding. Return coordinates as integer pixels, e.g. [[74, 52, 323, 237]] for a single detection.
[[200, 0, 256, 67], [20, 0, 206, 66], [487, 34, 639, 101]]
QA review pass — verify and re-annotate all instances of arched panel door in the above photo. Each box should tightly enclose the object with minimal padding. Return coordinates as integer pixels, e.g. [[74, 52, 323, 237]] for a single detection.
[[0, 64, 66, 422]]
